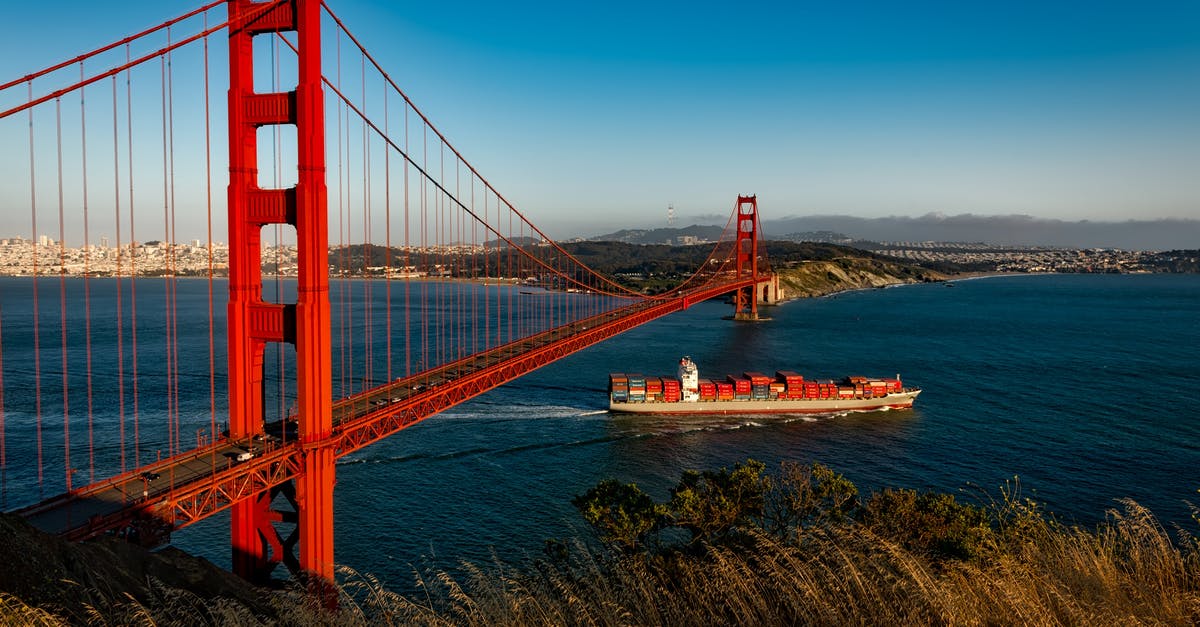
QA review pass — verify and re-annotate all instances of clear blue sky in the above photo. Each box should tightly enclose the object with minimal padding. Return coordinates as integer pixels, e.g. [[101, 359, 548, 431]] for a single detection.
[[1, 0, 1197, 240]]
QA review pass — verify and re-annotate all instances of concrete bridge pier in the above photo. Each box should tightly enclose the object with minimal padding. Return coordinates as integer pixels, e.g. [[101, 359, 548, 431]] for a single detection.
[[757, 273, 782, 305], [732, 273, 781, 321]]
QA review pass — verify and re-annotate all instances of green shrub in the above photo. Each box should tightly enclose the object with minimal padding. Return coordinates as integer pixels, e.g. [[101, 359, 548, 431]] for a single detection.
[[863, 488, 992, 561], [764, 461, 860, 540], [571, 479, 666, 552]]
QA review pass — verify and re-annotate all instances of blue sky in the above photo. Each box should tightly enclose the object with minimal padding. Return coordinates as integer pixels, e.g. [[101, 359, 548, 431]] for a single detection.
[[1, 0, 1197, 240]]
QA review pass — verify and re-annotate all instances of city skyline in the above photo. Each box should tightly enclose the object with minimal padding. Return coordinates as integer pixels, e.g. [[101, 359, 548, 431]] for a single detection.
[[1, 0, 1197, 244]]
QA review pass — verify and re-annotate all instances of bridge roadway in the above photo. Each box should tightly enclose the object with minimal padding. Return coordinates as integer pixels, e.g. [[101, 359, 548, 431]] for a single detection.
[[14, 276, 755, 544]]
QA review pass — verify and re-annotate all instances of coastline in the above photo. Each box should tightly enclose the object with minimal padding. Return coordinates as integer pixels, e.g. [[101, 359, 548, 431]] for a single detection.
[[770, 268, 1047, 304], [770, 258, 947, 303]]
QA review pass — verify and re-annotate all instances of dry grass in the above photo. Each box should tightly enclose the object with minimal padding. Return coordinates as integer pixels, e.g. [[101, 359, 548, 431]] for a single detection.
[[2, 500, 1197, 625], [387, 499, 1199, 627], [0, 592, 65, 627]]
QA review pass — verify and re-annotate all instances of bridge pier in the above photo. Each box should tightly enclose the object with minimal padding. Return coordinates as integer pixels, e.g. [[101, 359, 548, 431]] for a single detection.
[[758, 273, 782, 305], [732, 274, 780, 321]]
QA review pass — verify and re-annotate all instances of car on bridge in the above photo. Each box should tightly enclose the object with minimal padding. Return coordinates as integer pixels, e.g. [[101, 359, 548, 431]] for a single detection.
[[232, 448, 259, 462]]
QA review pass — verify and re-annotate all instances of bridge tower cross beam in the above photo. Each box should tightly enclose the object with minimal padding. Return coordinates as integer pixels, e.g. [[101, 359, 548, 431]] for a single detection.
[[733, 194, 760, 320], [226, 0, 333, 586]]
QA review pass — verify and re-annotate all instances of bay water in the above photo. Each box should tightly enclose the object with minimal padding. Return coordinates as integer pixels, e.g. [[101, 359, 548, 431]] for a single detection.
[[2, 273, 1198, 588]]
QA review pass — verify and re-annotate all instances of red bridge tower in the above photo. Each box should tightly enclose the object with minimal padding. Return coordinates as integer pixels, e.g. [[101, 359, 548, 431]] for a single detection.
[[733, 195, 761, 320], [226, 0, 333, 584]]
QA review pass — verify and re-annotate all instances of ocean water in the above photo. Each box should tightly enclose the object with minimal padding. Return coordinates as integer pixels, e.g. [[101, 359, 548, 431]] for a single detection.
[[2, 273, 1199, 588]]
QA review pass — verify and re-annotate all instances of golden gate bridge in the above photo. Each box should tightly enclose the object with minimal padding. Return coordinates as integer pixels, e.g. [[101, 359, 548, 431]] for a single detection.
[[0, 0, 773, 587]]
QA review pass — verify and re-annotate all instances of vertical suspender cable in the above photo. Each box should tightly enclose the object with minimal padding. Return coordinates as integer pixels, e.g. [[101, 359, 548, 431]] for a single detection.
[[518, 220, 524, 338], [451, 150, 456, 359], [167, 28, 182, 457], [335, 28, 346, 397], [361, 55, 369, 387], [361, 54, 371, 388], [403, 104, 410, 378], [483, 190, 489, 351], [493, 190, 499, 349], [506, 209, 512, 345], [459, 162, 465, 359], [420, 124, 427, 377], [203, 11, 217, 453], [160, 55, 173, 458], [80, 64, 96, 483], [343, 44, 354, 393], [495, 191, 500, 349], [451, 159, 456, 359], [56, 97, 71, 491], [112, 74, 126, 474], [384, 85, 391, 383], [445, 157, 451, 361], [468, 172, 474, 354], [436, 141, 443, 367], [127, 43, 141, 470], [28, 83, 44, 497], [432, 141, 439, 369]]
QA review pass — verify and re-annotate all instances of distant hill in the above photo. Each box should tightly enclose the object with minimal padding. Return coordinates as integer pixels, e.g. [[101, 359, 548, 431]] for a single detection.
[[588, 225, 727, 245], [579, 214, 1200, 250], [774, 230, 854, 244]]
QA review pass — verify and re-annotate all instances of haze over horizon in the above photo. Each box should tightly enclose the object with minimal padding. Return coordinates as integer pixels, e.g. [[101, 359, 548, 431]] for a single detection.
[[1, 0, 1197, 245]]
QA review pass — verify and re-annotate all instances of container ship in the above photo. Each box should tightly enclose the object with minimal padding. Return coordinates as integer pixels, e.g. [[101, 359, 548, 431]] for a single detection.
[[608, 357, 920, 415]]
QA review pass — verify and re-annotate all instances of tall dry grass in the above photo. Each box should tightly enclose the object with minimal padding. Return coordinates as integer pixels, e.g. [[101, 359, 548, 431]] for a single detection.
[[0, 592, 64, 626], [3, 491, 1197, 625], [385, 500, 1199, 626]]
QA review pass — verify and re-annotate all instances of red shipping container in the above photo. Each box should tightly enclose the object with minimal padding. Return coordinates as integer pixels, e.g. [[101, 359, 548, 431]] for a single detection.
[[727, 375, 751, 392], [743, 372, 772, 386]]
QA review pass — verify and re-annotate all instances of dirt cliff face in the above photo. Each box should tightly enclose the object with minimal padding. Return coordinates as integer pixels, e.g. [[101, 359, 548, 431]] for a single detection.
[[0, 513, 275, 622], [774, 258, 945, 300]]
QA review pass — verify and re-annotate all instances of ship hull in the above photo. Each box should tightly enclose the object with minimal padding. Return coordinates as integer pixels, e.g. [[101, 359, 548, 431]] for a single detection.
[[609, 390, 920, 415]]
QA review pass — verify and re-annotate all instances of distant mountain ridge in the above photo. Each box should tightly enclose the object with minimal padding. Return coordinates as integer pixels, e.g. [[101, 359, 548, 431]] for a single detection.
[[590, 214, 1200, 251]]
